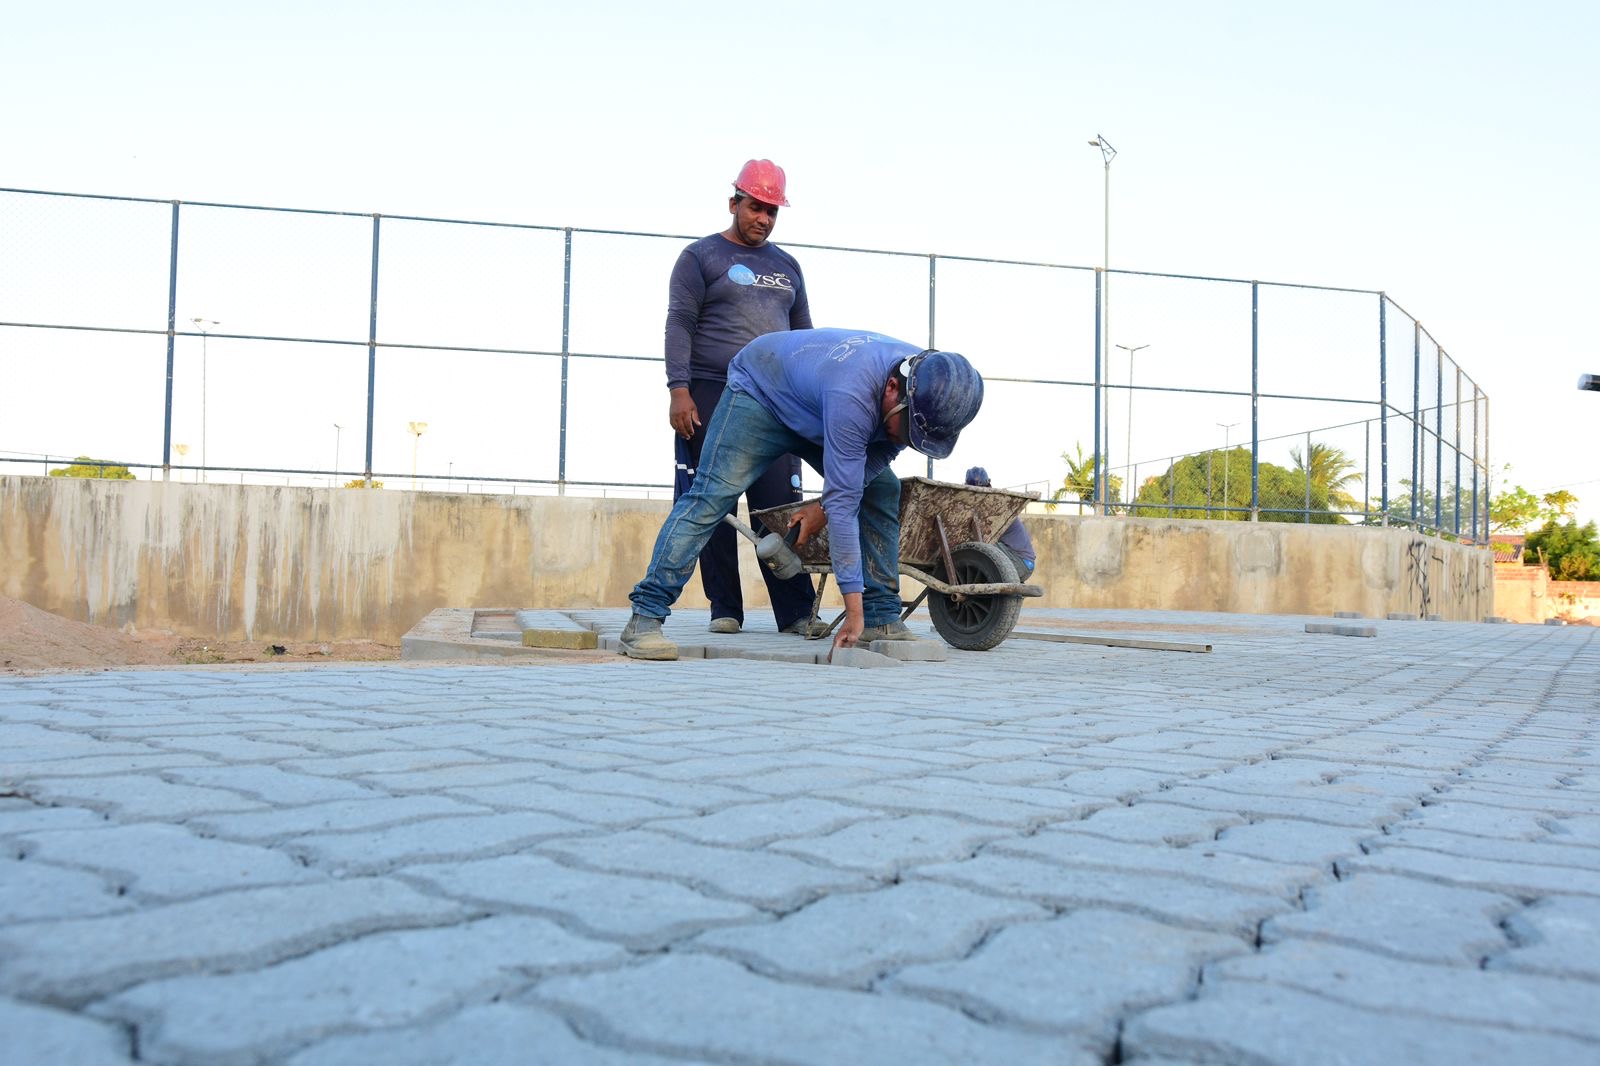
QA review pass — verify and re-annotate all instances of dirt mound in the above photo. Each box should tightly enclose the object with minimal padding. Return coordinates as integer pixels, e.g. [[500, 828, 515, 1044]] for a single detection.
[[0, 596, 176, 671], [0, 596, 401, 673]]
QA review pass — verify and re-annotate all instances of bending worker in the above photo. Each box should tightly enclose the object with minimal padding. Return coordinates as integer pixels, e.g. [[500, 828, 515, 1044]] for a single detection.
[[964, 466, 1038, 577], [621, 328, 984, 661], [663, 158, 818, 637]]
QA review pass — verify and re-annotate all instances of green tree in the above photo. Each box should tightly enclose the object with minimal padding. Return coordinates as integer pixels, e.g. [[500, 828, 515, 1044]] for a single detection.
[[1131, 449, 1337, 523], [1048, 442, 1121, 513], [1525, 520, 1600, 581], [1542, 490, 1579, 520], [344, 478, 384, 489], [1288, 442, 1362, 513], [49, 457, 135, 480], [1489, 484, 1545, 534]]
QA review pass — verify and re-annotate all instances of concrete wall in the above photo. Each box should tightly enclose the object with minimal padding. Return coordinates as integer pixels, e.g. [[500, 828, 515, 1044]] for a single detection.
[[1, 476, 1494, 643], [1493, 563, 1600, 624]]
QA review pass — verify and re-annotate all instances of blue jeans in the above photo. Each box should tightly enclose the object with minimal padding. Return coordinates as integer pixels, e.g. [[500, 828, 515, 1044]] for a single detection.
[[631, 390, 902, 627]]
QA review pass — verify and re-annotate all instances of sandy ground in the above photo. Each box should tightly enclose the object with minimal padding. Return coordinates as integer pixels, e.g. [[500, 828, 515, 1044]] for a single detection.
[[0, 596, 402, 674]]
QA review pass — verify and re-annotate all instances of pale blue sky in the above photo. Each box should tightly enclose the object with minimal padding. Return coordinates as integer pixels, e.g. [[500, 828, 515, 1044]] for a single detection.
[[3, 0, 1595, 522]]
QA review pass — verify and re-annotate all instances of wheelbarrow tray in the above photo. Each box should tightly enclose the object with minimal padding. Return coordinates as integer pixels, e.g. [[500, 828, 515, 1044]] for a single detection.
[[749, 476, 1036, 569]]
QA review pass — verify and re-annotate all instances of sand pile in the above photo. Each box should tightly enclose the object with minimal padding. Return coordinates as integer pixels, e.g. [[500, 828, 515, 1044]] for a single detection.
[[0, 596, 177, 671]]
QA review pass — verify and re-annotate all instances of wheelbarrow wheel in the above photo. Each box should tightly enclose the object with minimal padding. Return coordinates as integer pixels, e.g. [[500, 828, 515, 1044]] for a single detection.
[[928, 541, 1023, 651]]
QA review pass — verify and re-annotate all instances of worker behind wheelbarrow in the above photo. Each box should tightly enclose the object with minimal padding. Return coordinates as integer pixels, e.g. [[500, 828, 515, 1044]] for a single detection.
[[964, 466, 1038, 578], [621, 328, 984, 660]]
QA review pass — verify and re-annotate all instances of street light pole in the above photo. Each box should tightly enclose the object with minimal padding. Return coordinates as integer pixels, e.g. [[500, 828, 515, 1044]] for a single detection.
[[1115, 343, 1149, 503], [190, 318, 219, 482], [408, 421, 428, 490], [333, 423, 343, 488], [1088, 135, 1117, 503], [1217, 421, 1239, 515]]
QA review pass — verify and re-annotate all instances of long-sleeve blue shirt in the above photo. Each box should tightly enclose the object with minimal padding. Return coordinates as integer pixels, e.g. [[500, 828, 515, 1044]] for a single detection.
[[727, 329, 920, 593], [663, 234, 811, 389]]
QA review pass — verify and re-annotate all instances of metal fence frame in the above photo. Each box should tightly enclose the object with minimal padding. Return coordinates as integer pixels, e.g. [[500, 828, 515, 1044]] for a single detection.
[[0, 186, 1491, 541]]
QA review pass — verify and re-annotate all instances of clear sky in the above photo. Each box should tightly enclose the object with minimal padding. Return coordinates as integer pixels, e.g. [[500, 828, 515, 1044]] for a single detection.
[[2, 1, 1595, 525]]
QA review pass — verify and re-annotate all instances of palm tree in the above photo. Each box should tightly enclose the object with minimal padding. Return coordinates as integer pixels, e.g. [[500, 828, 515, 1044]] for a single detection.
[[1048, 442, 1121, 513], [1288, 442, 1362, 514]]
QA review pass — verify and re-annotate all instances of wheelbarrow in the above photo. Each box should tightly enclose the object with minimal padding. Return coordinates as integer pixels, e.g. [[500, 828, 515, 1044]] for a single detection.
[[729, 476, 1043, 651]]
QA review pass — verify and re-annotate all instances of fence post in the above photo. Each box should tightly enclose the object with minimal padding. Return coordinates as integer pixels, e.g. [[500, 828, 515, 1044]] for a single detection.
[[161, 201, 180, 481], [1434, 345, 1444, 532], [1410, 319, 1420, 527], [1453, 365, 1463, 537], [926, 253, 936, 479], [363, 214, 381, 482], [1249, 280, 1260, 521], [1471, 385, 1481, 542], [1303, 430, 1312, 522], [1378, 295, 1388, 524], [559, 228, 573, 495], [1093, 269, 1105, 513]]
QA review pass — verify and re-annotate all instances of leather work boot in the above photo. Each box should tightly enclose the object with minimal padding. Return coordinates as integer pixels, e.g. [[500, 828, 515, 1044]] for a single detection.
[[708, 617, 741, 634], [619, 614, 678, 661], [858, 619, 916, 642], [782, 618, 832, 639]]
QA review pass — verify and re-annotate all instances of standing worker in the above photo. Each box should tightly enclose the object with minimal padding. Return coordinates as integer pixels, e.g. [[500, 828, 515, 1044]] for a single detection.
[[964, 467, 1037, 577], [664, 158, 820, 636], [621, 328, 985, 661]]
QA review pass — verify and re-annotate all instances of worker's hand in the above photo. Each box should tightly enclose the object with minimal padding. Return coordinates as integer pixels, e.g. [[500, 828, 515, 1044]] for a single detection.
[[669, 388, 700, 441], [787, 501, 828, 545], [828, 594, 865, 661]]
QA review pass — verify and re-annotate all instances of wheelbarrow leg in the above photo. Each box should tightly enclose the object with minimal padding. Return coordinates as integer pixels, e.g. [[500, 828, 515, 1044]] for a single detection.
[[899, 586, 930, 623]]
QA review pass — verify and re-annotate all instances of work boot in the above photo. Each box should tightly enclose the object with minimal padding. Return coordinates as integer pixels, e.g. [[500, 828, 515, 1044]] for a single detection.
[[708, 617, 741, 634], [619, 614, 678, 661], [782, 618, 832, 639], [859, 619, 917, 642]]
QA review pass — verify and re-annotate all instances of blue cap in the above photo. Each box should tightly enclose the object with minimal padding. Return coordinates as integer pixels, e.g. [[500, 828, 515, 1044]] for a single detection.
[[905, 351, 983, 459], [964, 466, 990, 486]]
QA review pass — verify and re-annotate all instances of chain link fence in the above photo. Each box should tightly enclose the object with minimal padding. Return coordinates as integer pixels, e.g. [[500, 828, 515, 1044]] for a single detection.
[[0, 187, 1490, 540]]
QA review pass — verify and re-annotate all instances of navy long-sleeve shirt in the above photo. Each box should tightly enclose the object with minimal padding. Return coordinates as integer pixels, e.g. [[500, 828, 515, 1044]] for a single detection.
[[727, 329, 918, 593], [664, 234, 812, 389]]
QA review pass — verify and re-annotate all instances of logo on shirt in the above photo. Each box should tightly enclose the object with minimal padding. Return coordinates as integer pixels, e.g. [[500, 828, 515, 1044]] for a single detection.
[[727, 265, 794, 290]]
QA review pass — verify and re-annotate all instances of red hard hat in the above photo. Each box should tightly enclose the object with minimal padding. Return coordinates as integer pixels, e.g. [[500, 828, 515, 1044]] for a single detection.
[[733, 159, 790, 207]]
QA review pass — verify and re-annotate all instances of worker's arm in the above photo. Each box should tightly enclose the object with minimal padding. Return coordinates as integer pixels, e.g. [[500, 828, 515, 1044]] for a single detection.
[[664, 249, 705, 438]]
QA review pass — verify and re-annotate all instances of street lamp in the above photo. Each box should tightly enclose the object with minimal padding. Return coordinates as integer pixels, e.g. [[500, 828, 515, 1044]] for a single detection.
[[1217, 421, 1240, 513], [1116, 342, 1150, 504], [1088, 135, 1117, 503], [408, 421, 428, 490], [1581, 374, 1599, 391], [333, 423, 343, 487], [190, 317, 220, 482]]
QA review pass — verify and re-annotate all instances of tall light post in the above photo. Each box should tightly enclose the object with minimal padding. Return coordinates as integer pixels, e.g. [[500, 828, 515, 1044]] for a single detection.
[[1217, 421, 1240, 514], [408, 421, 428, 490], [1116, 342, 1149, 503], [191, 318, 220, 481], [1088, 135, 1117, 503], [332, 423, 343, 487]]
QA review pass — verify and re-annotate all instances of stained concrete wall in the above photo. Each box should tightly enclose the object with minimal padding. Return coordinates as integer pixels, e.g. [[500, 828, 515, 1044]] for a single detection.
[[1493, 563, 1600, 624], [0, 476, 1493, 643]]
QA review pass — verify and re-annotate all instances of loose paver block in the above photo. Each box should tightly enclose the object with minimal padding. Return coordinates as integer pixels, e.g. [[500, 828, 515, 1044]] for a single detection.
[[1306, 622, 1377, 637], [867, 640, 948, 661]]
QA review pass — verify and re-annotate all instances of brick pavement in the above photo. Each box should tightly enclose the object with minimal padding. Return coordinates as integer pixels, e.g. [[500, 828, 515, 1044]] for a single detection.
[[2, 609, 1596, 1065]]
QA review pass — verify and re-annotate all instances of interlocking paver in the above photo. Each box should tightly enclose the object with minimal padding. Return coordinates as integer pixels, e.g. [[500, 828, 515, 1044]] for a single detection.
[[534, 953, 1096, 1065], [691, 880, 1046, 986], [2, 609, 1594, 1062], [887, 909, 1244, 1045], [96, 915, 625, 1064]]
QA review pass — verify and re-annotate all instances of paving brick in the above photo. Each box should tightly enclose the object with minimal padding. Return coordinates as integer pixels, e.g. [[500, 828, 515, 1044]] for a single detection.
[[0, 803, 109, 836], [1344, 843, 1600, 898], [440, 779, 697, 825], [1, 752, 217, 778], [534, 953, 1095, 1066], [828, 646, 903, 669], [1208, 819, 1381, 867], [1397, 800, 1564, 840], [1124, 980, 1600, 1066], [279, 748, 497, 777], [189, 795, 487, 842], [1492, 897, 1600, 981], [289, 811, 588, 874], [1262, 871, 1517, 964], [15, 774, 268, 819], [993, 829, 1326, 897], [97, 915, 625, 1065], [1071, 801, 1248, 845], [819, 779, 1102, 828], [283, 1000, 685, 1066], [867, 639, 948, 661], [694, 880, 1045, 986], [0, 856, 130, 923], [537, 828, 872, 910], [1, 879, 467, 1006], [888, 909, 1245, 1042], [161, 764, 382, 805], [0, 996, 133, 1066], [398, 854, 758, 948], [1210, 938, 1600, 1041], [769, 814, 1011, 878], [647, 797, 874, 847], [1137, 786, 1396, 828], [914, 852, 1289, 938], [14, 822, 321, 900]]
